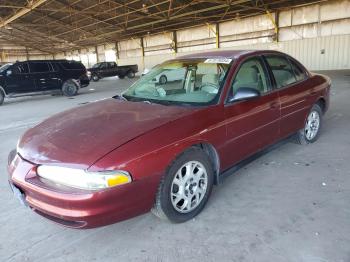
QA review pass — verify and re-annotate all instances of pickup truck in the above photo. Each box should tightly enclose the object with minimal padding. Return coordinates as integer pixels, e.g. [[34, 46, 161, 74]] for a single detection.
[[87, 62, 138, 81]]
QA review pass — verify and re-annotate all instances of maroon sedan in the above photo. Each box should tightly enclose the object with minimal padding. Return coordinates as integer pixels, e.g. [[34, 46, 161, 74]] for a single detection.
[[8, 50, 330, 228]]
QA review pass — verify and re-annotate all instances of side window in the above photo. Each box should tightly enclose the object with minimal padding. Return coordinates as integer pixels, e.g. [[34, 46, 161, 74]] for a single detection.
[[265, 55, 297, 88], [29, 62, 50, 73], [11, 63, 29, 74], [289, 59, 307, 82], [100, 63, 107, 69], [231, 57, 269, 95], [108, 62, 115, 68], [51, 62, 60, 72]]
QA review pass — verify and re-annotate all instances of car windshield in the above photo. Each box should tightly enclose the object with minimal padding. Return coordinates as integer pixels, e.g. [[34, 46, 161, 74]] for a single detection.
[[123, 58, 232, 106], [92, 63, 102, 68], [0, 63, 12, 73]]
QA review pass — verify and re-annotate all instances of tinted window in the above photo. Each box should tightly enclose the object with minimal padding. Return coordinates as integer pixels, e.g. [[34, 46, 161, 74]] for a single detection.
[[289, 59, 307, 81], [231, 57, 270, 95], [108, 62, 115, 68], [29, 62, 50, 73], [12, 63, 29, 74], [265, 55, 297, 88], [51, 62, 60, 72], [60, 61, 85, 70], [100, 63, 107, 69], [92, 63, 101, 68]]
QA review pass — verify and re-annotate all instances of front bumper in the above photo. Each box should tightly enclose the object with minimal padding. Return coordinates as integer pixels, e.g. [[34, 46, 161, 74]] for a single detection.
[[8, 153, 159, 228]]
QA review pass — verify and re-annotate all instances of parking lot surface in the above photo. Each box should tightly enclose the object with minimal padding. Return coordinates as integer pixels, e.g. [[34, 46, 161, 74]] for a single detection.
[[1, 72, 349, 262]]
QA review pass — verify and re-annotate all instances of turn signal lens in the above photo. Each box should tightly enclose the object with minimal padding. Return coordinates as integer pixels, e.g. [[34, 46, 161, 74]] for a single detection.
[[107, 174, 131, 187]]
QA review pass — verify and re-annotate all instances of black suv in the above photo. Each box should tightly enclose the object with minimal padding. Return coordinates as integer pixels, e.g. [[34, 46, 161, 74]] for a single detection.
[[0, 60, 90, 105]]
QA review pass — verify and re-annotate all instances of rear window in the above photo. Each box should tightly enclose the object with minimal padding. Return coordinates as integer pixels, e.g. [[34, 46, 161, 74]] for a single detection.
[[60, 61, 85, 70], [265, 55, 297, 88], [29, 62, 51, 73], [289, 59, 307, 82]]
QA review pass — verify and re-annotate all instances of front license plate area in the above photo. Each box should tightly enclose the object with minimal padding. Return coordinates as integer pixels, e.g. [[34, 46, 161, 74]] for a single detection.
[[9, 182, 28, 207]]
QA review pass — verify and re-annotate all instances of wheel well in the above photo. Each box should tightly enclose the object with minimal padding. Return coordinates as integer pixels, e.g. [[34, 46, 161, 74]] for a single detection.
[[194, 143, 220, 184], [316, 98, 326, 114]]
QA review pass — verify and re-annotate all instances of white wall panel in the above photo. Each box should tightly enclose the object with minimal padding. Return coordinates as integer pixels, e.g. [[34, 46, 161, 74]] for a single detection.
[[292, 5, 319, 25], [320, 0, 350, 21], [220, 13, 274, 36]]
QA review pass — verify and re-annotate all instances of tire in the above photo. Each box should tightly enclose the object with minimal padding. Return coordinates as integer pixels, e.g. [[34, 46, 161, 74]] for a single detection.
[[159, 75, 167, 85], [62, 80, 78, 97], [118, 75, 125, 79], [127, 71, 135, 79], [152, 147, 214, 223], [92, 74, 99, 82], [295, 104, 323, 144], [0, 90, 4, 106]]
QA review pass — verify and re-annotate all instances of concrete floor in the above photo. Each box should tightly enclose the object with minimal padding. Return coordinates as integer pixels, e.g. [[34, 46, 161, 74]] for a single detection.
[[0, 72, 349, 262]]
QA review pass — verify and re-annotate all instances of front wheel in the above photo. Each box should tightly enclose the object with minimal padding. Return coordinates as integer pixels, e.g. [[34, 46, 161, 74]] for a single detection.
[[62, 80, 78, 97], [295, 104, 323, 144], [92, 74, 99, 82], [152, 147, 214, 223]]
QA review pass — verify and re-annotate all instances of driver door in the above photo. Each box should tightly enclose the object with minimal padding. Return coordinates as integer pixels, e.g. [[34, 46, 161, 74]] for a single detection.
[[5, 62, 35, 93], [221, 56, 280, 169]]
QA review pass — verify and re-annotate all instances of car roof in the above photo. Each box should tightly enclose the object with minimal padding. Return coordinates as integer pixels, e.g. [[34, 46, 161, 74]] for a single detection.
[[177, 50, 283, 60], [15, 59, 79, 63]]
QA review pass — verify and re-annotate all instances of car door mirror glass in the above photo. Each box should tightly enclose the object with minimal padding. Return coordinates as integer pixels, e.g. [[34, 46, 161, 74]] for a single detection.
[[6, 70, 12, 76], [229, 87, 260, 103]]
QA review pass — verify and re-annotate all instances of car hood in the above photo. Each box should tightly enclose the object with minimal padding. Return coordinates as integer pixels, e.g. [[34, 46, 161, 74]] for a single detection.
[[18, 98, 192, 168]]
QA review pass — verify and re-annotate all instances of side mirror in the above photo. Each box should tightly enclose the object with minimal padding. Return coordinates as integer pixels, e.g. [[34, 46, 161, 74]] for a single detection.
[[229, 87, 260, 103], [6, 70, 12, 76]]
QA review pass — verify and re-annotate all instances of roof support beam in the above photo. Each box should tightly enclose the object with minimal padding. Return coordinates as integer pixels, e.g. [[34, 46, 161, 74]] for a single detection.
[[0, 0, 48, 28]]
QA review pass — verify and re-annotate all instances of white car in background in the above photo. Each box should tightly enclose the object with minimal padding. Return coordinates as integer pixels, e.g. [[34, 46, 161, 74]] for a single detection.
[[153, 68, 186, 84]]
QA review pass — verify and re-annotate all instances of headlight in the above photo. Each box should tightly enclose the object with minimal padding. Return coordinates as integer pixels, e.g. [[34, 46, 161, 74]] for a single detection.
[[36, 166, 132, 190]]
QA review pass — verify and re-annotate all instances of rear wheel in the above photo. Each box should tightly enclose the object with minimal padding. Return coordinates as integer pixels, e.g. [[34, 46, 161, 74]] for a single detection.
[[62, 80, 78, 97], [118, 75, 125, 79], [0, 90, 4, 106], [295, 104, 322, 144], [152, 147, 214, 223], [127, 71, 135, 79]]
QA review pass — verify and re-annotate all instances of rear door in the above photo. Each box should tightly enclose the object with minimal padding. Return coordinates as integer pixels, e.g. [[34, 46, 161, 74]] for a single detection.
[[264, 54, 310, 138], [48, 62, 63, 89], [222, 56, 280, 168], [29, 62, 56, 90], [4, 62, 35, 93]]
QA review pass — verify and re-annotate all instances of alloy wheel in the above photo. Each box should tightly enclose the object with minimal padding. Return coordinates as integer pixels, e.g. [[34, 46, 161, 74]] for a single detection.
[[305, 110, 320, 140], [170, 161, 208, 213]]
